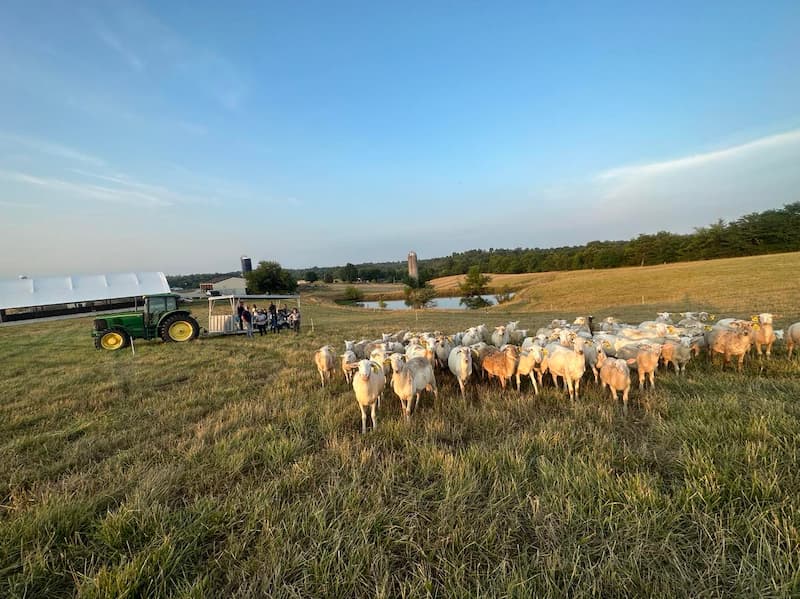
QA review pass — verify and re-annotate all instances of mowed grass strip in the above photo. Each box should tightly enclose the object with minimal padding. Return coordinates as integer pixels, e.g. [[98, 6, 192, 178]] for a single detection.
[[1, 268, 800, 596]]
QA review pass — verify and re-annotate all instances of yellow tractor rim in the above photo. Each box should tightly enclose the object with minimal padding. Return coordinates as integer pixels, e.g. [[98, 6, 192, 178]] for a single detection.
[[168, 321, 194, 341], [101, 332, 124, 350]]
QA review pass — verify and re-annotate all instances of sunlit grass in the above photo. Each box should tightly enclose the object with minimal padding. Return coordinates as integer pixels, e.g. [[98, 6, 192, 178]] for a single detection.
[[2, 279, 800, 596]]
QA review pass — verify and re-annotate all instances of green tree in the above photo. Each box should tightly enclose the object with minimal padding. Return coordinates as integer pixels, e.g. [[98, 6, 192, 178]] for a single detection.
[[404, 284, 436, 309], [459, 266, 492, 309], [343, 286, 364, 302], [322, 272, 334, 284], [245, 261, 297, 294], [340, 263, 358, 282], [304, 270, 319, 283]]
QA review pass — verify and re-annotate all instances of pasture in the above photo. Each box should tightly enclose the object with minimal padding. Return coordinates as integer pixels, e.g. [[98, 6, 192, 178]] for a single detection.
[[2, 259, 800, 597]]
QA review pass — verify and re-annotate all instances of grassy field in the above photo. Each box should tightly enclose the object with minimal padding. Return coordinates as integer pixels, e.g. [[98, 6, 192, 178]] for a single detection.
[[2, 259, 800, 597]]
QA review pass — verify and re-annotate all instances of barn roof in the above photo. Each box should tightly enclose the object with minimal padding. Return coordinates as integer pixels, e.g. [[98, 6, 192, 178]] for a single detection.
[[0, 272, 171, 310]]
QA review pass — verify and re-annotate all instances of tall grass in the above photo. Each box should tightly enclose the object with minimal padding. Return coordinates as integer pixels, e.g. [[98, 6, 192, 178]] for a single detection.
[[1, 288, 800, 596]]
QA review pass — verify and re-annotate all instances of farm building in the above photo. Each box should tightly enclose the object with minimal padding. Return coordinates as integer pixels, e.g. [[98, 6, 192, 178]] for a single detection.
[[199, 276, 248, 296], [0, 272, 171, 323]]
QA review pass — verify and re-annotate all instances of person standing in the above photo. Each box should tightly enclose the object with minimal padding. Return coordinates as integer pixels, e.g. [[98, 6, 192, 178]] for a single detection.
[[289, 307, 301, 333], [268, 302, 277, 333], [255, 310, 268, 336], [242, 306, 254, 338], [236, 300, 245, 330]]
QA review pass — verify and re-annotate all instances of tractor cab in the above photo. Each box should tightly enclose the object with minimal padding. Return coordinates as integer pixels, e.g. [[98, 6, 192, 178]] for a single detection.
[[144, 294, 179, 326]]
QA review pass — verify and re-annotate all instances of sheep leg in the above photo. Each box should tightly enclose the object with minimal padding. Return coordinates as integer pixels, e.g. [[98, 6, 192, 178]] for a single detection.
[[574, 378, 581, 401], [319, 370, 325, 388], [516, 373, 521, 393], [639, 372, 645, 391], [360, 405, 368, 434], [371, 403, 378, 432], [622, 386, 630, 414], [566, 378, 574, 401], [648, 371, 655, 390], [737, 353, 745, 373], [593, 367, 599, 385], [788, 342, 795, 359], [530, 373, 539, 395], [458, 379, 466, 398]]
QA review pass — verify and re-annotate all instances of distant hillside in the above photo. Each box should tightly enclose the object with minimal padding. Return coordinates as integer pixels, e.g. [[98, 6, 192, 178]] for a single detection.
[[427, 252, 799, 316], [294, 202, 800, 284]]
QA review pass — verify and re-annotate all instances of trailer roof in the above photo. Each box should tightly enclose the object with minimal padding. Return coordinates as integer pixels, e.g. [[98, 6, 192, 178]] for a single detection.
[[0, 272, 171, 310]]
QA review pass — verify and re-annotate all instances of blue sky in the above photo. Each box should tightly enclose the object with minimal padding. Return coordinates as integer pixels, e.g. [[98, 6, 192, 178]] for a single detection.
[[1, 1, 799, 276]]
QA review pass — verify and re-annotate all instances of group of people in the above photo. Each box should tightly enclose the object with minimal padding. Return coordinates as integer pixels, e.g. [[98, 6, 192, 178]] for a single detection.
[[237, 300, 301, 338]]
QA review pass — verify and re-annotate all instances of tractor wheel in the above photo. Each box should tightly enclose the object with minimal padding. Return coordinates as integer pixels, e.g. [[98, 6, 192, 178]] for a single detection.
[[95, 328, 130, 351], [160, 314, 200, 343]]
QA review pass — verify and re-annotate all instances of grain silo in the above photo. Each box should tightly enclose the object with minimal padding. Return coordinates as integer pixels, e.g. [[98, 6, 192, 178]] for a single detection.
[[240, 256, 252, 275], [408, 251, 418, 281]]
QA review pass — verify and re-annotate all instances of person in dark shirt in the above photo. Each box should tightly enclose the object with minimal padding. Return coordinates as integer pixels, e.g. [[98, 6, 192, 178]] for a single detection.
[[236, 300, 245, 330], [268, 302, 277, 333], [241, 307, 253, 338]]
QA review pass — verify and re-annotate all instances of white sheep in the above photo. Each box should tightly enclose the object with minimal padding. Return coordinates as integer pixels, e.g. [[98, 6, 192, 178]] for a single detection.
[[352, 360, 386, 434], [543, 339, 586, 400], [491, 325, 509, 348], [787, 322, 800, 359], [313, 346, 337, 388], [752, 313, 777, 359], [389, 354, 438, 420], [447, 346, 473, 398], [341, 350, 359, 384], [516, 346, 546, 394], [596, 348, 632, 412]]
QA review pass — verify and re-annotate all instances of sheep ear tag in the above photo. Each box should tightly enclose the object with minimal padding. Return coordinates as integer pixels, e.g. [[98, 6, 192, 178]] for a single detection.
[[704, 325, 712, 331], [753, 324, 760, 331], [709, 314, 716, 321], [542, 349, 548, 356], [751, 315, 759, 323], [370, 363, 381, 373], [383, 358, 392, 366]]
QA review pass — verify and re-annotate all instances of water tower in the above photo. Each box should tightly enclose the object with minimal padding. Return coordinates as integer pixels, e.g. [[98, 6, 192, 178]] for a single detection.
[[407, 251, 418, 281], [240, 256, 252, 276]]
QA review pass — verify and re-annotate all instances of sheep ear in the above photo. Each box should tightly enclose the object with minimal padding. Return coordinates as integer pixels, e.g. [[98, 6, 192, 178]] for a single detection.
[[626, 358, 636, 365]]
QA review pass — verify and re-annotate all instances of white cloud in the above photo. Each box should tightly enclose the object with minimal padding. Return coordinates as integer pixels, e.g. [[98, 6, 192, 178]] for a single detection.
[[0, 170, 172, 206], [94, 22, 145, 72], [0, 132, 105, 166], [598, 129, 800, 181]]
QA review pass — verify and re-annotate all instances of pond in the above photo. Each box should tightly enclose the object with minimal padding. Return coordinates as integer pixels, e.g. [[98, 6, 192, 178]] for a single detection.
[[359, 294, 502, 310]]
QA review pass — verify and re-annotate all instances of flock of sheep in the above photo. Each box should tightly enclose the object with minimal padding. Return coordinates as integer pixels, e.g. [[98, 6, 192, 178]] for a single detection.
[[314, 312, 800, 433]]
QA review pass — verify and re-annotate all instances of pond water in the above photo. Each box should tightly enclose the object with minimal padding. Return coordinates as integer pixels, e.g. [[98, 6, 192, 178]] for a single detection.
[[360, 295, 500, 310]]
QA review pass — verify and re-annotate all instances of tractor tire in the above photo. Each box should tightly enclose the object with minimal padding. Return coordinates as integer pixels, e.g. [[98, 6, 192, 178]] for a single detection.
[[160, 314, 200, 343], [95, 328, 130, 351]]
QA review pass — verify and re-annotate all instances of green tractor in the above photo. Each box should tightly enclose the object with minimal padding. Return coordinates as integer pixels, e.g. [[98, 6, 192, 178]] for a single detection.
[[92, 294, 200, 351]]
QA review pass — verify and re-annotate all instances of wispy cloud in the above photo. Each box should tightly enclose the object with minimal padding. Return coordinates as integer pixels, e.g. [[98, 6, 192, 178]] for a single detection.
[[598, 129, 800, 181], [0, 132, 105, 166], [0, 170, 172, 207], [82, 2, 247, 111], [94, 21, 145, 72]]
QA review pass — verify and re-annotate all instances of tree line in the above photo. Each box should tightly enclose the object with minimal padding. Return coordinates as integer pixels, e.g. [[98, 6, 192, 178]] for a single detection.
[[168, 203, 800, 290], [298, 202, 800, 282]]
